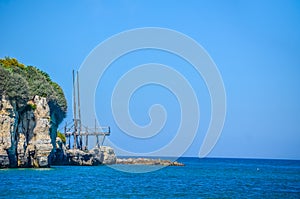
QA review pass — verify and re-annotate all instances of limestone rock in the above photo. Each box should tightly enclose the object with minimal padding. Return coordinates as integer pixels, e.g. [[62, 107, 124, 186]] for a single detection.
[[0, 95, 53, 168], [30, 96, 52, 167], [0, 95, 16, 168], [66, 148, 103, 166], [51, 137, 68, 165], [101, 146, 117, 165], [62, 146, 116, 166], [51, 143, 117, 166]]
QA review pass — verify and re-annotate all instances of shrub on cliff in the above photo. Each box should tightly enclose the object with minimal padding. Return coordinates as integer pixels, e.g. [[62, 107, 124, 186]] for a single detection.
[[0, 57, 67, 124], [0, 66, 29, 104], [57, 131, 66, 144]]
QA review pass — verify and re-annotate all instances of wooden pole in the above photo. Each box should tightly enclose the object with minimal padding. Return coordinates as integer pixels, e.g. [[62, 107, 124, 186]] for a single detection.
[[65, 122, 70, 149], [85, 127, 88, 150], [77, 71, 82, 150], [72, 70, 77, 149], [100, 135, 106, 148], [100, 126, 109, 147], [95, 119, 99, 148], [64, 122, 67, 134]]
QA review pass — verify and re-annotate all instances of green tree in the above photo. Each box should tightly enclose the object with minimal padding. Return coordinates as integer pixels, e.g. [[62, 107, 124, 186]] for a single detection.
[[0, 57, 67, 124]]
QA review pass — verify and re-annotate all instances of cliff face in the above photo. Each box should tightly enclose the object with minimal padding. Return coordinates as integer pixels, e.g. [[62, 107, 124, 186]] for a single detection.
[[0, 95, 14, 167], [0, 94, 117, 168], [0, 95, 54, 168]]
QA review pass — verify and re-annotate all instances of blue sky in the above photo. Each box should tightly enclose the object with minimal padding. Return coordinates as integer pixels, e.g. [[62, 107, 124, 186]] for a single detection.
[[0, 0, 300, 159]]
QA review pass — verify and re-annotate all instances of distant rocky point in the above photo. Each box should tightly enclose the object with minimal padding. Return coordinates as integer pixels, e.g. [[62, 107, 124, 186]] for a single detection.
[[116, 157, 184, 166]]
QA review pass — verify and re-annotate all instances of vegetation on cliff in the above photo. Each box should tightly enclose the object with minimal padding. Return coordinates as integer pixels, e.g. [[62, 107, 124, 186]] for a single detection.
[[57, 131, 66, 144], [0, 57, 67, 124]]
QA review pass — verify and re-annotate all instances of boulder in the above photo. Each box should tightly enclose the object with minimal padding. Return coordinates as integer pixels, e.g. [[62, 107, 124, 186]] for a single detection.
[[101, 146, 117, 165], [61, 146, 116, 166]]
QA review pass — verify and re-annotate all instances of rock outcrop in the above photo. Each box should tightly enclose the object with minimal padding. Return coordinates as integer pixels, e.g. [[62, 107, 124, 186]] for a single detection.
[[0, 95, 53, 168], [52, 141, 116, 166], [101, 146, 117, 164], [51, 137, 68, 165]]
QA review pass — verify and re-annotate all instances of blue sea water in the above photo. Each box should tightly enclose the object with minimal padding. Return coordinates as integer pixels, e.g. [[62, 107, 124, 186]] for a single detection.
[[0, 158, 299, 198]]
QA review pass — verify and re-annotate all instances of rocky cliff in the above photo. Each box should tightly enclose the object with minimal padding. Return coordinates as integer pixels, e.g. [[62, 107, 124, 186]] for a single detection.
[[0, 95, 53, 168], [0, 57, 68, 168], [0, 94, 117, 168]]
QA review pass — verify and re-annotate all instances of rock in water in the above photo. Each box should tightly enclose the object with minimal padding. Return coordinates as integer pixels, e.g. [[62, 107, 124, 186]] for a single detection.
[[51, 137, 68, 165], [101, 146, 117, 165], [60, 146, 117, 166], [51, 136, 117, 166]]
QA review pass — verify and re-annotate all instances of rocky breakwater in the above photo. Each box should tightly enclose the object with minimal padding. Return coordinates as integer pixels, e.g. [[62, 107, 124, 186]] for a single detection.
[[116, 158, 184, 166], [0, 95, 53, 168]]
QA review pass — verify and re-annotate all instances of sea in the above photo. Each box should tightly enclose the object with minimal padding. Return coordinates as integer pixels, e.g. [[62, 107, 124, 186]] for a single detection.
[[0, 157, 299, 198]]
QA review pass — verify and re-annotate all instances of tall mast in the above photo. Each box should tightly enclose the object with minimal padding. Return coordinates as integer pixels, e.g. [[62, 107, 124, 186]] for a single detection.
[[95, 118, 99, 148], [72, 70, 77, 149], [77, 71, 82, 149]]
